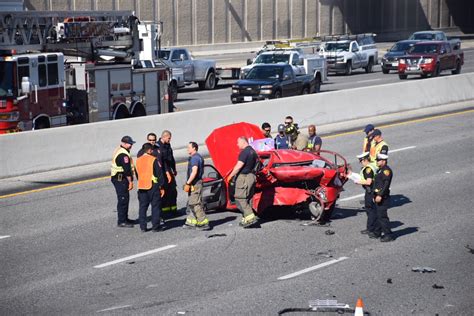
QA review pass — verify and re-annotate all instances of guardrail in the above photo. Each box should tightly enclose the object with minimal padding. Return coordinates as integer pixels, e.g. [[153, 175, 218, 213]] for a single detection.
[[1, 73, 473, 179]]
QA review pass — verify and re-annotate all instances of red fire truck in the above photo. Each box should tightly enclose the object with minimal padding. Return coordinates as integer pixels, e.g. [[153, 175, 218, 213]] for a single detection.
[[0, 11, 172, 134]]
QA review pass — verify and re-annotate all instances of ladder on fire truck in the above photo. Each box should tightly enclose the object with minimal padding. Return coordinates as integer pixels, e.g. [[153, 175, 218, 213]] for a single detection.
[[0, 10, 141, 60]]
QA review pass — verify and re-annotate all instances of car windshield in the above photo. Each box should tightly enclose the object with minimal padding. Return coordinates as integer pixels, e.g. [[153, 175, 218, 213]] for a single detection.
[[0, 62, 15, 97], [409, 44, 439, 54], [254, 54, 290, 64], [410, 33, 436, 40], [156, 50, 171, 60], [390, 42, 414, 52], [324, 42, 350, 52], [246, 67, 283, 79]]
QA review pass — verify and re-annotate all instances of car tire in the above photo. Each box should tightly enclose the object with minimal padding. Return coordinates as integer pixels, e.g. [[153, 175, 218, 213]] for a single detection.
[[364, 59, 373, 73], [382, 68, 389, 74], [432, 63, 440, 77], [452, 60, 461, 75], [314, 75, 322, 93], [345, 61, 352, 75], [204, 71, 216, 90], [302, 87, 310, 95], [399, 74, 408, 80], [273, 90, 282, 99]]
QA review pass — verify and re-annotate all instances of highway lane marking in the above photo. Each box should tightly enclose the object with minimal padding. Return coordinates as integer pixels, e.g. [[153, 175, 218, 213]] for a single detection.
[[339, 194, 365, 202], [1, 109, 472, 200], [0, 235, 11, 240], [390, 145, 416, 153], [96, 305, 132, 313], [93, 245, 177, 268], [355, 79, 382, 84], [277, 257, 349, 280]]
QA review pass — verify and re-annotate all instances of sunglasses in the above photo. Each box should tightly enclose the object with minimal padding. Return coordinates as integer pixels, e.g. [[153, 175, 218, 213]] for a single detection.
[[264, 129, 271, 132], [148, 139, 157, 142], [285, 122, 292, 125]]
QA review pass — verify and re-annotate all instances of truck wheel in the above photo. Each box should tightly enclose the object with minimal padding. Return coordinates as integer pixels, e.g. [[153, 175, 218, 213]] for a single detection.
[[344, 61, 352, 75], [302, 87, 310, 95], [33, 117, 50, 130], [382, 68, 389, 74], [432, 64, 440, 77], [314, 75, 322, 93], [203, 71, 216, 90], [452, 60, 461, 75], [169, 81, 178, 102], [364, 59, 374, 73], [273, 90, 282, 99], [399, 74, 407, 80]]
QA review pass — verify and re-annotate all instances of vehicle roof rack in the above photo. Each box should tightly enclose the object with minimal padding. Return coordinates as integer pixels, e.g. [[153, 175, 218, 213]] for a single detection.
[[318, 33, 376, 42]]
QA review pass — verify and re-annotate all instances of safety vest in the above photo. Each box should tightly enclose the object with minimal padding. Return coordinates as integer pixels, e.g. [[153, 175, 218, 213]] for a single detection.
[[307, 135, 320, 150], [359, 162, 377, 181], [363, 137, 375, 153], [136, 154, 158, 190], [111, 147, 134, 177], [370, 140, 388, 162]]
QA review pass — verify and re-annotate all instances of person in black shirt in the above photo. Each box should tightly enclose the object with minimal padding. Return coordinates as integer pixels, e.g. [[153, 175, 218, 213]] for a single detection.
[[137, 132, 162, 163], [227, 137, 259, 228], [158, 130, 178, 214], [306, 125, 322, 152], [111, 136, 136, 228], [372, 153, 394, 242], [354, 152, 377, 235], [261, 122, 272, 138]]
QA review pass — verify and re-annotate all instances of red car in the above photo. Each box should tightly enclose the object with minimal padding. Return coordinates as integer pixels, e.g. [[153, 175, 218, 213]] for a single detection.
[[201, 122, 349, 220], [398, 41, 463, 79]]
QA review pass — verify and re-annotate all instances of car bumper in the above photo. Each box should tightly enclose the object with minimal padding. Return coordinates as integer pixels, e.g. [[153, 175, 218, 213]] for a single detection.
[[399, 63, 435, 75], [230, 94, 272, 103], [326, 62, 347, 72], [382, 61, 399, 70]]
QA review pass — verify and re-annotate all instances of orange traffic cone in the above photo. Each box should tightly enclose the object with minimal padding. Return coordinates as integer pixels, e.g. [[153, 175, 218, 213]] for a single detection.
[[354, 297, 364, 316]]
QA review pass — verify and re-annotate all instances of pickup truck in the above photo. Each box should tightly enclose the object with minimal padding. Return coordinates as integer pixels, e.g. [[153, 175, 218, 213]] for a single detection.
[[408, 30, 461, 50], [156, 48, 218, 90], [398, 41, 463, 79], [230, 64, 316, 104], [319, 34, 378, 75]]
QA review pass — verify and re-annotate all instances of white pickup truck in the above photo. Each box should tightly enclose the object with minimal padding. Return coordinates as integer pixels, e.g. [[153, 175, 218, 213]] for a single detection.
[[319, 34, 378, 75]]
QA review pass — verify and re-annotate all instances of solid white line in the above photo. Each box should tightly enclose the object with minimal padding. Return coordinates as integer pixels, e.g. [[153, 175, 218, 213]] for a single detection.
[[94, 245, 177, 269], [278, 257, 349, 280], [0, 235, 11, 240], [96, 305, 132, 313], [355, 79, 381, 84], [390, 146, 416, 153], [339, 193, 365, 202]]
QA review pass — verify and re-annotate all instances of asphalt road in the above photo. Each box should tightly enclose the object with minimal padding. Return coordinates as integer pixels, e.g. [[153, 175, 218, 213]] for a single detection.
[[174, 48, 474, 111], [1, 109, 473, 315]]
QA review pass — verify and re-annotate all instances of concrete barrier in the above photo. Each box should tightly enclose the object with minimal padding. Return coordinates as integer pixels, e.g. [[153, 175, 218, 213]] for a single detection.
[[1, 73, 473, 179]]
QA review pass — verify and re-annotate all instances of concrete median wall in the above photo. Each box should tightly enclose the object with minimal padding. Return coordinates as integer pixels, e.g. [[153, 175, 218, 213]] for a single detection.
[[1, 73, 474, 179]]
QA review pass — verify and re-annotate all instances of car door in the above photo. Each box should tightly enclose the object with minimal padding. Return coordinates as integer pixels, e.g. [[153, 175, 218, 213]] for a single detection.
[[351, 42, 362, 68], [201, 164, 227, 211], [291, 54, 305, 75], [179, 50, 195, 82], [282, 66, 298, 96], [438, 44, 450, 70], [443, 43, 455, 69]]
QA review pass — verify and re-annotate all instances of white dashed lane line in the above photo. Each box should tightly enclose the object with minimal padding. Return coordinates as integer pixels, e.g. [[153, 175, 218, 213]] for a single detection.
[[278, 257, 349, 280], [0, 235, 11, 240], [93, 245, 177, 269]]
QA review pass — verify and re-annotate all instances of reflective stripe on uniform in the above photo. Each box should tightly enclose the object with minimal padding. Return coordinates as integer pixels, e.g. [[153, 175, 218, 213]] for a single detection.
[[111, 147, 134, 177]]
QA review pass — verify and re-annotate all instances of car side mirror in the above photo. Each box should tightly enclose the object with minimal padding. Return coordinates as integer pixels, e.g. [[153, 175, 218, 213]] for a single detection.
[[207, 171, 218, 179], [21, 77, 31, 94], [440, 49, 446, 54], [247, 58, 253, 65], [283, 75, 290, 81], [179, 54, 185, 61]]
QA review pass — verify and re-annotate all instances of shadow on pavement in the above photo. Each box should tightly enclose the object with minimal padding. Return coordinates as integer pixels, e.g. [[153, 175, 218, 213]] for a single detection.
[[393, 226, 419, 239], [390, 194, 412, 208]]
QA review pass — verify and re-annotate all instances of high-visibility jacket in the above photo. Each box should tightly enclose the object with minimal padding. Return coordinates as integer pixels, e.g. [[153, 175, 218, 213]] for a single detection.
[[111, 147, 134, 176], [359, 162, 377, 181], [362, 136, 375, 153], [370, 140, 388, 162], [136, 154, 158, 190]]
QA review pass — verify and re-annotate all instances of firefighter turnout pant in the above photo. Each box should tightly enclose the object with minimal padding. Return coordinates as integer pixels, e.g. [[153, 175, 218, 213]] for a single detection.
[[111, 177, 131, 225], [138, 184, 163, 231], [162, 175, 178, 213], [234, 173, 257, 224], [374, 196, 393, 236], [364, 190, 377, 232], [185, 181, 209, 227]]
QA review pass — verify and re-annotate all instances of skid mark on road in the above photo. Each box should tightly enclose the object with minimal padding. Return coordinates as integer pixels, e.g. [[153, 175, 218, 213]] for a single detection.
[[278, 257, 349, 280]]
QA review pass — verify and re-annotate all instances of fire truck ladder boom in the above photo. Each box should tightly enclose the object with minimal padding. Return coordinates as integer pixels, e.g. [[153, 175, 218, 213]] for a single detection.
[[0, 10, 140, 60]]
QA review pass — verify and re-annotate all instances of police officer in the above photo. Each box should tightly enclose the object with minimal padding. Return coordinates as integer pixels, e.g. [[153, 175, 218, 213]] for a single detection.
[[183, 142, 210, 230], [111, 136, 136, 228], [261, 122, 272, 138], [275, 124, 290, 149], [227, 136, 259, 228], [369, 129, 389, 163], [306, 124, 322, 153], [354, 152, 378, 235], [135, 143, 165, 232], [371, 153, 394, 242], [158, 130, 178, 214], [362, 124, 375, 153]]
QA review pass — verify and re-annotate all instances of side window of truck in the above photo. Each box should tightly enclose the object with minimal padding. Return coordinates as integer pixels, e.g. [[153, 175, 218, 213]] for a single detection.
[[283, 67, 293, 80], [171, 50, 180, 61]]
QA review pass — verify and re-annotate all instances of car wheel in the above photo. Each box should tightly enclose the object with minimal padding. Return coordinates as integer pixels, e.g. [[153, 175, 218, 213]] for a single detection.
[[452, 60, 461, 75], [421, 73, 429, 78], [432, 64, 440, 77], [382, 68, 389, 74], [399, 74, 407, 80], [273, 90, 281, 99], [302, 87, 310, 95], [345, 61, 352, 75], [365, 59, 373, 73], [204, 71, 216, 90], [314, 76, 322, 93]]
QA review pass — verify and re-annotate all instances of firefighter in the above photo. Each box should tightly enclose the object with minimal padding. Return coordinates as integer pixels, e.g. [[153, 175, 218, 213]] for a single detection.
[[111, 136, 136, 228], [362, 124, 375, 153], [306, 124, 322, 153], [284, 116, 308, 150], [354, 152, 378, 235], [261, 122, 272, 138], [227, 136, 259, 228], [158, 130, 178, 214], [137, 132, 161, 160], [135, 143, 165, 232], [371, 153, 394, 242], [369, 129, 389, 163], [183, 142, 210, 230], [275, 124, 290, 149]]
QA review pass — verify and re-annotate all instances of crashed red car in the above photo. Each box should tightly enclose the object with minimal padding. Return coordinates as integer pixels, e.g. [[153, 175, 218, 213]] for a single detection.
[[201, 122, 349, 220]]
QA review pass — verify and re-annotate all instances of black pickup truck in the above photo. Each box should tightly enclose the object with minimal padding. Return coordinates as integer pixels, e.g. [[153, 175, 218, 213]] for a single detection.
[[230, 64, 316, 104]]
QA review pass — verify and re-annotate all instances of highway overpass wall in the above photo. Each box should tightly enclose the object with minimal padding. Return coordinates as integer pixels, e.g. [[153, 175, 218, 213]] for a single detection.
[[1, 73, 473, 179], [24, 0, 473, 46]]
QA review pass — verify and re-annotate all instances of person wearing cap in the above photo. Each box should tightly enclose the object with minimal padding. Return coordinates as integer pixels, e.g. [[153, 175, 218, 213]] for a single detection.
[[261, 122, 272, 138], [372, 153, 394, 242], [369, 129, 389, 163], [306, 124, 322, 153], [111, 136, 136, 228], [362, 124, 375, 153], [354, 152, 378, 235], [275, 124, 290, 149]]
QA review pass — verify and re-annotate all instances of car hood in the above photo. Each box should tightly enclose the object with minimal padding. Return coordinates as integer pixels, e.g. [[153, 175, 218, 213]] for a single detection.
[[403, 53, 437, 58], [235, 79, 277, 86], [205, 122, 264, 177], [383, 51, 405, 58]]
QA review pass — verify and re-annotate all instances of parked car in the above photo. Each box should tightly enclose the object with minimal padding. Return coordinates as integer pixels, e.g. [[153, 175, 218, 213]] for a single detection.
[[381, 40, 418, 74], [398, 41, 464, 79], [230, 64, 316, 104]]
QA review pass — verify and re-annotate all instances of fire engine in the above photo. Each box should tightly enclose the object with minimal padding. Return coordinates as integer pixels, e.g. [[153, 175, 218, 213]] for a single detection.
[[0, 11, 172, 134]]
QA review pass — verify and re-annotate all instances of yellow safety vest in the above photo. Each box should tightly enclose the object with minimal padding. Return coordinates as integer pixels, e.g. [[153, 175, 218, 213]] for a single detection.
[[370, 140, 388, 162], [363, 137, 375, 153], [111, 147, 134, 177], [359, 163, 377, 181]]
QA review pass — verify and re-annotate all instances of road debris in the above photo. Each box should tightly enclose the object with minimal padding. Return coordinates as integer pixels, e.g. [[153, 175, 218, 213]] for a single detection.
[[206, 233, 227, 238], [301, 221, 331, 227], [309, 299, 351, 312], [315, 251, 334, 258], [127, 261, 135, 265], [325, 230, 335, 235], [432, 284, 445, 289], [387, 278, 393, 284], [466, 245, 474, 254], [411, 267, 436, 273]]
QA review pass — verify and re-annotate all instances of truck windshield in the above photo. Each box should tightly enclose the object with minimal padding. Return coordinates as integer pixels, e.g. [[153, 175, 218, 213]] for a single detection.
[[409, 33, 436, 40], [409, 44, 439, 54], [156, 50, 171, 60], [324, 42, 350, 52], [390, 42, 414, 52], [246, 67, 283, 80], [254, 54, 290, 64], [0, 62, 15, 97]]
